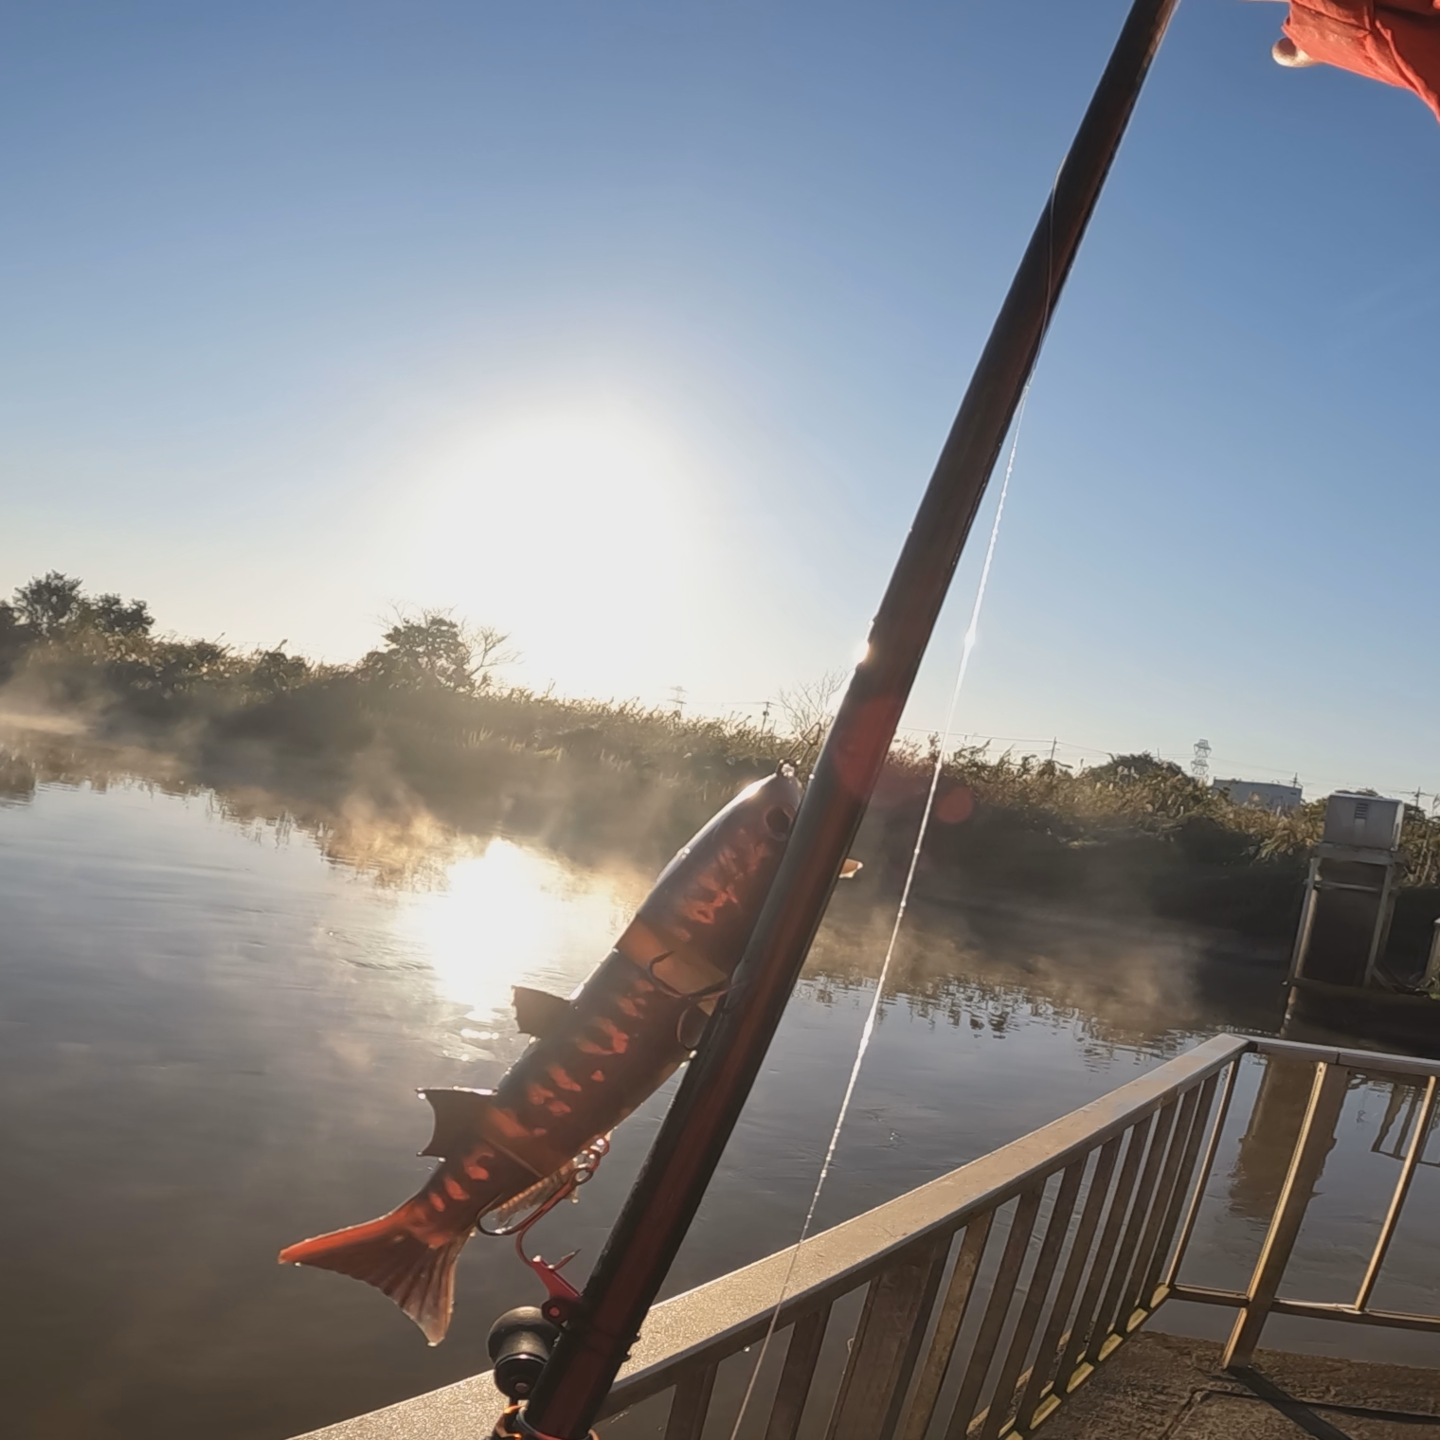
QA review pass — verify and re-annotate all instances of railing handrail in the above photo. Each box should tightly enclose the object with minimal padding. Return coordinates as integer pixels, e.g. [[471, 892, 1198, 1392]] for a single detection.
[[1250, 1035, 1440, 1080]]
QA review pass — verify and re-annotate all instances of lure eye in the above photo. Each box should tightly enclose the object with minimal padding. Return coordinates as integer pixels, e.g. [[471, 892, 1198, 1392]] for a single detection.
[[764, 807, 793, 838]]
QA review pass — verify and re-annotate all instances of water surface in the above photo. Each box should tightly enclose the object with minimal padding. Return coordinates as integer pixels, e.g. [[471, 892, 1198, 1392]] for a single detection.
[[1, 773, 1433, 1439]]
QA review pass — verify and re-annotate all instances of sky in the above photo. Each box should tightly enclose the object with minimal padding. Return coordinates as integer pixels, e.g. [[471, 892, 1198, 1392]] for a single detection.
[[2, 1, 1437, 801]]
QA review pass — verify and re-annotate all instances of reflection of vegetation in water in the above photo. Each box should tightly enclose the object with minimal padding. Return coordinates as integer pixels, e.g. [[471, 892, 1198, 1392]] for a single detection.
[[0, 726, 484, 888], [795, 965, 1204, 1067], [799, 895, 1283, 1055], [0, 749, 38, 806], [5, 570, 1438, 949], [0, 719, 1293, 1062]]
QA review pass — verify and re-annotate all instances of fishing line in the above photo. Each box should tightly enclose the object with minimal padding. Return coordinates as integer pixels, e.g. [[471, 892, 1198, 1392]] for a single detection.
[[725, 387, 1032, 1440]]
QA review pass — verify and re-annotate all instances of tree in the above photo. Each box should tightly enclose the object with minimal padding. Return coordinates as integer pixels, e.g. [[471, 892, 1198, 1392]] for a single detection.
[[470, 623, 519, 689], [778, 667, 847, 739], [87, 593, 153, 636], [362, 611, 478, 693], [13, 572, 83, 636], [8, 573, 153, 640], [360, 610, 516, 694]]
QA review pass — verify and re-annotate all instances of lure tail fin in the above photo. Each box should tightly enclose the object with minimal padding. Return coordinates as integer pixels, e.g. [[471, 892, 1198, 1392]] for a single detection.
[[279, 1209, 468, 1344]]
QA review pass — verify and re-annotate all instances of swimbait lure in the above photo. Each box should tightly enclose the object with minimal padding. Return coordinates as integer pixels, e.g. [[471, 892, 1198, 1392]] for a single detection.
[[280, 769, 806, 1343]]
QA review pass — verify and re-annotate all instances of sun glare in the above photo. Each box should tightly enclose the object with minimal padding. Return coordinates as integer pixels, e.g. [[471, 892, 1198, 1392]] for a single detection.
[[410, 403, 714, 697], [395, 837, 641, 1024]]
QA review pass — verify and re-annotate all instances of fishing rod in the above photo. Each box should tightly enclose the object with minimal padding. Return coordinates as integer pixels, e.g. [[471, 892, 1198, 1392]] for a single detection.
[[508, 2, 1181, 1435]]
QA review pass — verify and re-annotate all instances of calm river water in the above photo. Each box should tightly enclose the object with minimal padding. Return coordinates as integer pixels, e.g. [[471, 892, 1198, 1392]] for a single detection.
[[2, 772, 1436, 1439]]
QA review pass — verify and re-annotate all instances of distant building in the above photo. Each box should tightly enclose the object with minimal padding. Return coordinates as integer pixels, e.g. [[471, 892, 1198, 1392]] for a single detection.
[[1213, 777, 1303, 814]]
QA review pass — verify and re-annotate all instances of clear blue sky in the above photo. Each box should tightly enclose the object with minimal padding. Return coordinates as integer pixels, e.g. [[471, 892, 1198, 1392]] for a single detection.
[[2, 2, 1436, 799]]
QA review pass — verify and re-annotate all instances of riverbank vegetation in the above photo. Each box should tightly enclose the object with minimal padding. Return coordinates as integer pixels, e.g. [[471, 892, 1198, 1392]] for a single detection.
[[3, 571, 1437, 956]]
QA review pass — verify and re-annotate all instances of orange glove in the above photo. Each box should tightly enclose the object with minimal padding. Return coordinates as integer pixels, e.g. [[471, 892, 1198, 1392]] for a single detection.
[[1275, 0, 1440, 122]]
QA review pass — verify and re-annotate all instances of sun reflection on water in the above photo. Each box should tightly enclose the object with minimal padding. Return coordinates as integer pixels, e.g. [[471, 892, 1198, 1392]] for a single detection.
[[394, 838, 641, 1027]]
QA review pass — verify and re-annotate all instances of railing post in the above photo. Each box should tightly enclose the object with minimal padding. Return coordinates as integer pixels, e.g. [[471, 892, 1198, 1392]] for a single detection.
[[1136, 1078, 1215, 1310], [664, 1364, 718, 1440], [979, 1164, 1085, 1440], [1013, 1139, 1121, 1434], [898, 1216, 994, 1440], [1355, 1075, 1438, 1312], [827, 1232, 950, 1440], [1222, 1062, 1349, 1368], [944, 1188, 1044, 1440], [1056, 1117, 1152, 1385], [764, 1307, 832, 1440], [1161, 1061, 1238, 1292]]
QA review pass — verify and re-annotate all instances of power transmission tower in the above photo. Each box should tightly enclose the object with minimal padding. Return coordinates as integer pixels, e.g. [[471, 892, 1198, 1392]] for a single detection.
[[668, 685, 687, 717], [1192, 739, 1211, 787]]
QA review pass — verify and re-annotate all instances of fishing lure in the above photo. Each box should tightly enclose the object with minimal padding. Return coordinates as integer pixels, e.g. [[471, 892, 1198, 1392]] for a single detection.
[[280, 769, 808, 1343]]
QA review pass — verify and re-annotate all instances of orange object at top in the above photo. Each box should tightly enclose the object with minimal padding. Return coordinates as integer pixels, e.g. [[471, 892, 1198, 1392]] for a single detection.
[[1284, 0, 1440, 121]]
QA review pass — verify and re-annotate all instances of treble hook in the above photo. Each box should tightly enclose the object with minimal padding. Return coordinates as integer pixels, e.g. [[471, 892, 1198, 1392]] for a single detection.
[[490, 1136, 610, 1324]]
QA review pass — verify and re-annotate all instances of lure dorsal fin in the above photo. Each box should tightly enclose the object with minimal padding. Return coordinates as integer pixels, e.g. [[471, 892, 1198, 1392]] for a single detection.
[[514, 985, 573, 1038], [418, 1087, 494, 1159]]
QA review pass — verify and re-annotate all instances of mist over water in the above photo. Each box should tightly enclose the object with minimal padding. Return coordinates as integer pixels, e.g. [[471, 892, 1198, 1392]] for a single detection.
[[1, 740, 1433, 1440]]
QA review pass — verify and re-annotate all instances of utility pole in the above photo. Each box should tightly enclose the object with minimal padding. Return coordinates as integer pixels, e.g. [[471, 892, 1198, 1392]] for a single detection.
[[760, 699, 772, 734]]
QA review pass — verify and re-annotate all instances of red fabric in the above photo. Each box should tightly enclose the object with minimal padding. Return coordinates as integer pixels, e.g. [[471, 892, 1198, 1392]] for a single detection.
[[1285, 0, 1440, 121]]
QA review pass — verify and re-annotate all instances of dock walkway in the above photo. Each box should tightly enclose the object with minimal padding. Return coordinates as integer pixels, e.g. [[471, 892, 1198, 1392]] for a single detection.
[[1043, 1333, 1440, 1439]]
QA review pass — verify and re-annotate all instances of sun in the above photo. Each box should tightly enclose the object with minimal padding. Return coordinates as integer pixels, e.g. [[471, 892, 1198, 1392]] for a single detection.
[[406, 401, 715, 697]]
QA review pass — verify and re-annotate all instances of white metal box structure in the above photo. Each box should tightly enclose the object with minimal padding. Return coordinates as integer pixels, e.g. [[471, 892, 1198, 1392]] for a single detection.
[[1213, 778, 1303, 813], [1322, 793, 1404, 852]]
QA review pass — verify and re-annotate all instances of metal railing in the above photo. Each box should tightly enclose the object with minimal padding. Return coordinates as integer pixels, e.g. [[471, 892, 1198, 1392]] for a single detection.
[[297, 1033, 1440, 1440], [587, 1033, 1239, 1440], [1166, 1037, 1440, 1366]]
